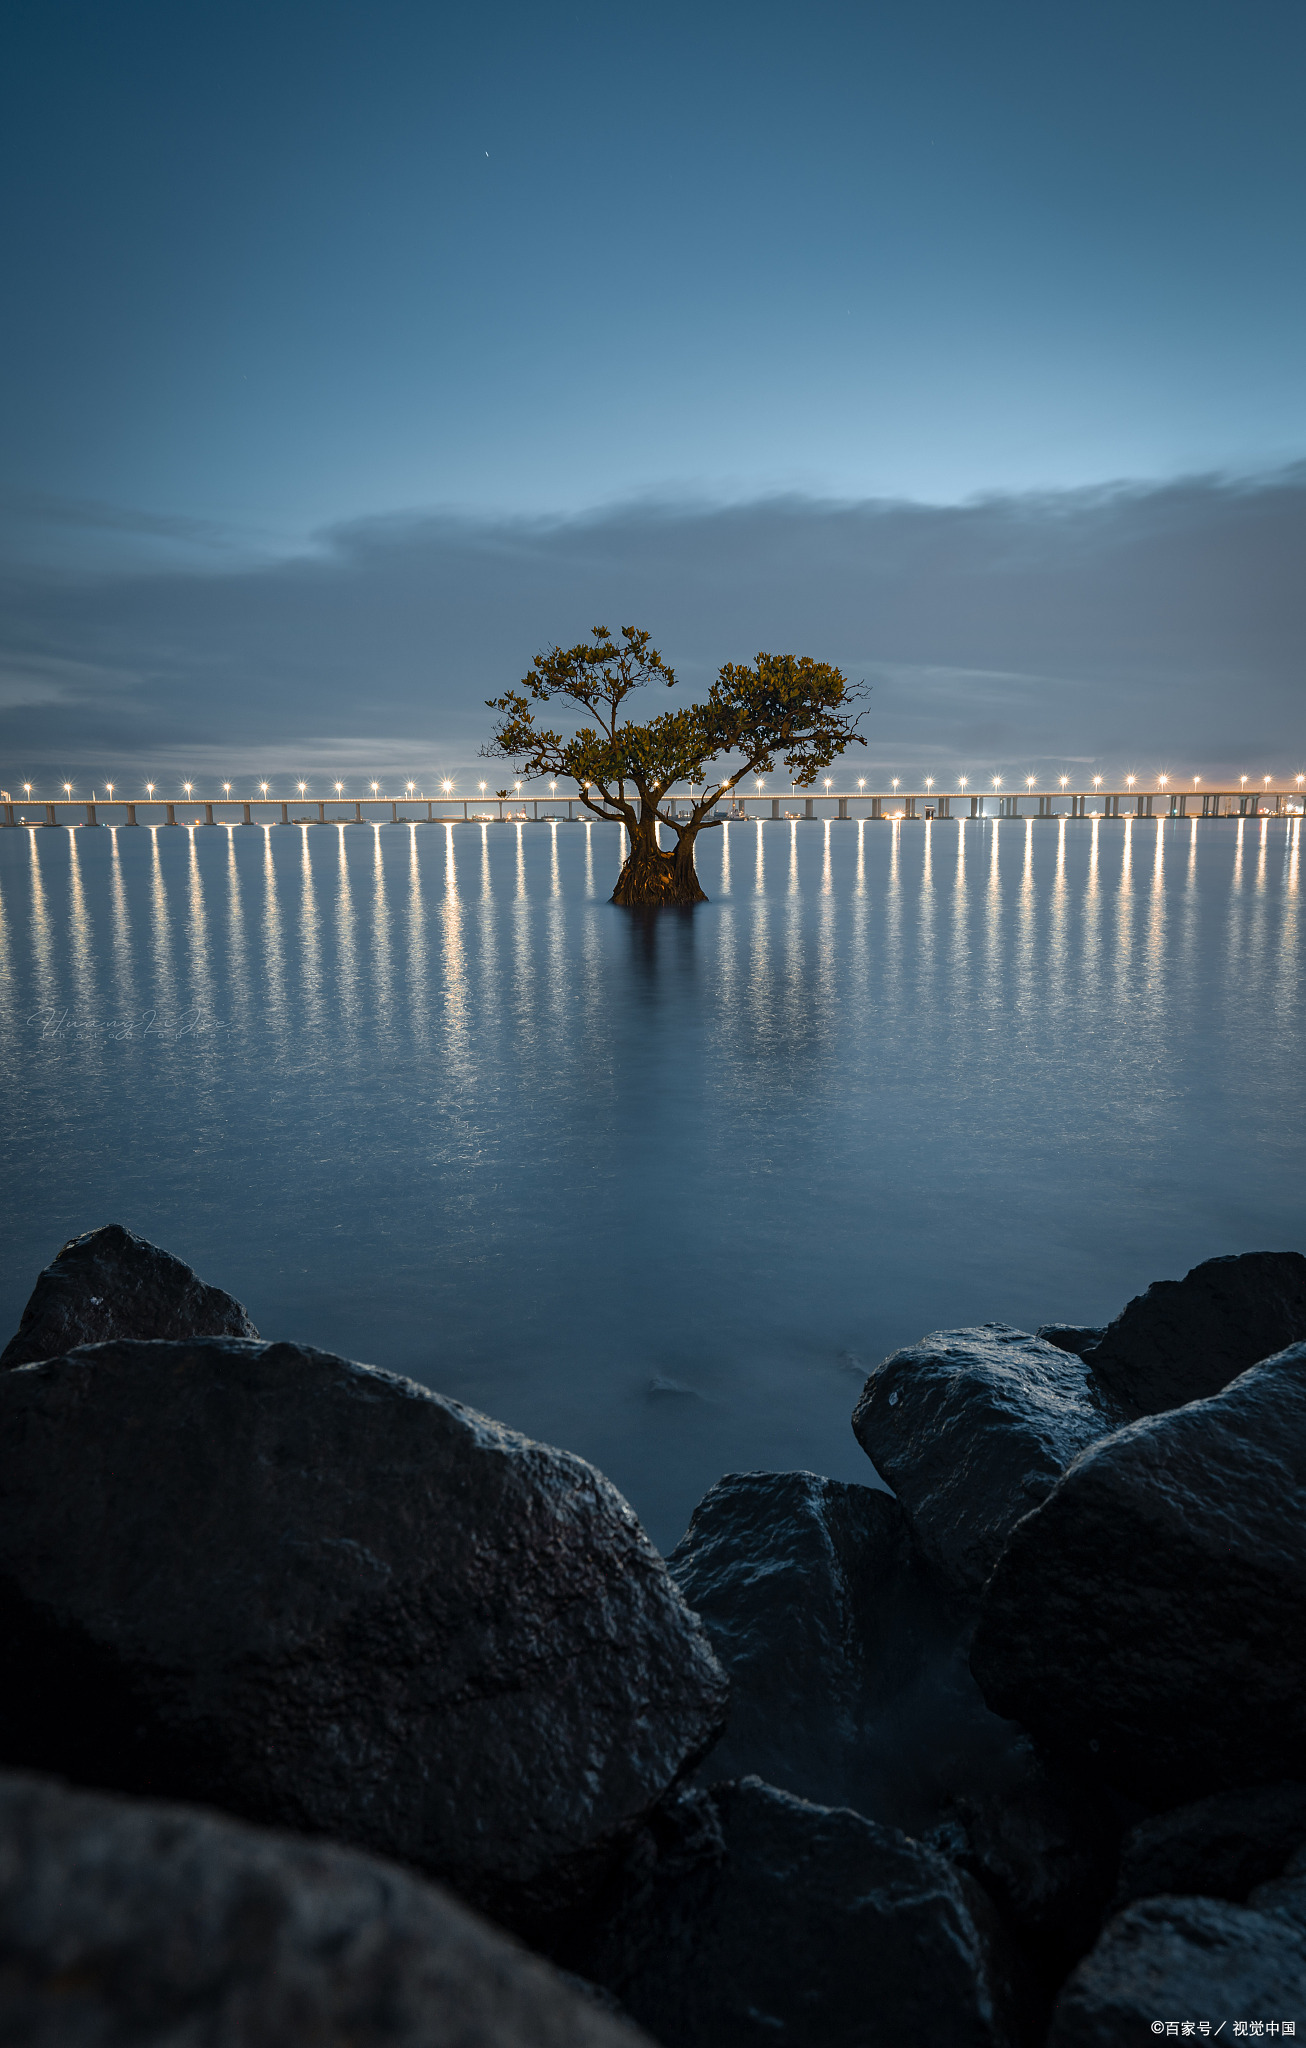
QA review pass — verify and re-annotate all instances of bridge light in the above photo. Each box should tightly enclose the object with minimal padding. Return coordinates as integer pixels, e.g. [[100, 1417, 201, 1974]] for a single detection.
[[443, 779, 453, 793], [1194, 777, 1200, 788], [259, 782, 268, 795], [223, 782, 231, 796], [1093, 776, 1102, 788], [184, 782, 193, 797], [1158, 776, 1168, 788], [1126, 776, 1136, 788], [1060, 775, 1068, 788], [1240, 775, 1248, 786], [925, 776, 934, 790], [335, 781, 343, 795], [63, 782, 72, 795], [1264, 775, 1272, 787], [105, 782, 114, 797], [1026, 775, 1035, 789], [992, 777, 1001, 789], [892, 777, 900, 790], [23, 782, 31, 797], [958, 776, 968, 789], [858, 777, 865, 789]]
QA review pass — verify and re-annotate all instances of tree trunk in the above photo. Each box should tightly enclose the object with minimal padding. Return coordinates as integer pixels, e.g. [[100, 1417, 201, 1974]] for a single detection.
[[610, 816, 708, 907]]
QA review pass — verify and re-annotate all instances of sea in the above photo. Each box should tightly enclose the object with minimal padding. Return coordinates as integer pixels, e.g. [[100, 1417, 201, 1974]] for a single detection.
[[1, 812, 1301, 1553]]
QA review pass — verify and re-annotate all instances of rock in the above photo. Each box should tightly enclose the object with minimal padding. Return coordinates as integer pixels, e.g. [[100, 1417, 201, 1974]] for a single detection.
[[0, 1768, 652, 2048], [571, 1776, 1017, 2047], [851, 1326, 1119, 1614], [948, 1746, 1122, 1966], [1046, 1894, 1306, 2046], [1252, 1842, 1306, 1931], [1114, 1782, 1306, 1909], [667, 1470, 1028, 1832], [0, 1338, 727, 1926], [970, 1344, 1306, 1807], [1084, 1250, 1306, 1418], [0, 1224, 258, 1367], [1036, 1325, 1106, 1359]]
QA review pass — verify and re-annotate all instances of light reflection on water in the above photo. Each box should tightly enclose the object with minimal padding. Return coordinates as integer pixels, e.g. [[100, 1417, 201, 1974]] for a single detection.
[[1, 815, 1303, 1551]]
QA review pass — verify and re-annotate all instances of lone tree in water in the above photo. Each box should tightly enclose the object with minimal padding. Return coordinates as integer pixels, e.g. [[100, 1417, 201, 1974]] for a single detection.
[[484, 626, 866, 907]]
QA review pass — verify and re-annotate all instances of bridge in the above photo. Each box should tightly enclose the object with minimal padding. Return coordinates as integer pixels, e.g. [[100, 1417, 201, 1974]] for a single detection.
[[2, 785, 1302, 829]]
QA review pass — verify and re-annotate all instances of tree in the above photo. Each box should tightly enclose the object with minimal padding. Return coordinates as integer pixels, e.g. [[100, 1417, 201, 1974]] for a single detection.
[[484, 626, 867, 907]]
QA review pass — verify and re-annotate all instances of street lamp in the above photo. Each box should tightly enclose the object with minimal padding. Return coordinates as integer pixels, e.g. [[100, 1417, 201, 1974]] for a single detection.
[[443, 779, 453, 794], [23, 783, 31, 798], [371, 781, 380, 795], [858, 777, 865, 790], [1093, 776, 1102, 789], [223, 782, 231, 797], [147, 782, 156, 797], [824, 777, 832, 792], [1126, 776, 1136, 789], [63, 782, 72, 795], [1193, 777, 1200, 788], [479, 781, 487, 794], [407, 781, 415, 795], [992, 777, 1001, 789], [335, 782, 343, 795], [1026, 775, 1035, 790], [958, 776, 968, 789], [1059, 775, 1068, 789], [892, 777, 900, 792], [184, 782, 193, 797], [1264, 775, 1273, 788], [105, 782, 114, 798], [1240, 775, 1248, 787], [925, 776, 934, 790]]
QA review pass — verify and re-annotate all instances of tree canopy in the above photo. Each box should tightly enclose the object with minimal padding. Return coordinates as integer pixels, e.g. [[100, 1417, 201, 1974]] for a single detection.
[[485, 626, 866, 905]]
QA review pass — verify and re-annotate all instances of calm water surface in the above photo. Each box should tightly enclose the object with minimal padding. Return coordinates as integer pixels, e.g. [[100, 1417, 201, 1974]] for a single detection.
[[1, 814, 1301, 1550]]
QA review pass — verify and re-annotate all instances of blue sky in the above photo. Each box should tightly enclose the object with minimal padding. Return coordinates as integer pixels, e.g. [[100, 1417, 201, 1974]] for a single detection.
[[2, 0, 1304, 782]]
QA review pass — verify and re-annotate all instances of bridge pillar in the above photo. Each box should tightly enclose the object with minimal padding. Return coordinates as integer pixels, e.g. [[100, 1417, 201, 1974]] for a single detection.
[[769, 798, 779, 818], [242, 802, 252, 824], [279, 802, 289, 823], [126, 803, 138, 825], [165, 803, 177, 826], [204, 803, 215, 825], [937, 795, 951, 817], [354, 801, 362, 822], [85, 802, 98, 826], [871, 797, 882, 818], [904, 796, 917, 817], [317, 801, 326, 822], [805, 798, 814, 818], [45, 803, 58, 826], [2, 799, 13, 826], [391, 800, 398, 822]]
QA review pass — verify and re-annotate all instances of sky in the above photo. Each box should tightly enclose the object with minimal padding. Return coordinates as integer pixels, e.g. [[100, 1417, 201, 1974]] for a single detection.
[[2, 0, 1305, 788]]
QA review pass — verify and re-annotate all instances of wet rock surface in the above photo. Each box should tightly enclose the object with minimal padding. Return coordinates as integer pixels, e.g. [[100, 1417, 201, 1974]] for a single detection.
[[571, 1775, 1017, 2048], [1046, 1892, 1306, 2047], [0, 1769, 652, 2048], [851, 1326, 1118, 1614], [0, 1223, 258, 1368], [1114, 1782, 1306, 1910], [0, 1337, 727, 1922], [1084, 1250, 1306, 1418], [667, 1469, 1027, 1833], [970, 1344, 1306, 1806]]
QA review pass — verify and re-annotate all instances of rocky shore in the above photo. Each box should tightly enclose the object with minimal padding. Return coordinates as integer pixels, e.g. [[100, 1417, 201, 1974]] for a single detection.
[[1, 1224, 1304, 2044]]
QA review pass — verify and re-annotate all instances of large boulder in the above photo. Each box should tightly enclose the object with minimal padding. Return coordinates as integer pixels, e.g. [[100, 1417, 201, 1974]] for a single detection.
[[667, 1470, 1027, 1832], [1114, 1782, 1306, 1910], [851, 1326, 1119, 1614], [1, 1224, 258, 1367], [0, 1338, 727, 1924], [970, 1344, 1306, 1806], [0, 1769, 652, 2048], [1083, 1249, 1306, 1418], [572, 1776, 1017, 2048], [1047, 1891, 1306, 2047]]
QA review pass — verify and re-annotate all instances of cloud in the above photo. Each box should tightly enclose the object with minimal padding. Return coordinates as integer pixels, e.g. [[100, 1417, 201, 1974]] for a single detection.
[[2, 467, 1304, 789]]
